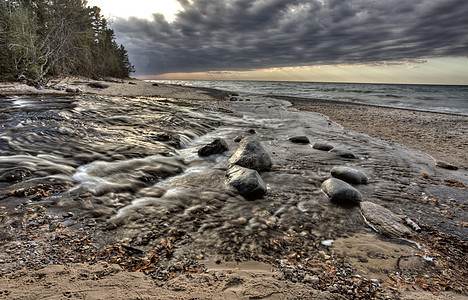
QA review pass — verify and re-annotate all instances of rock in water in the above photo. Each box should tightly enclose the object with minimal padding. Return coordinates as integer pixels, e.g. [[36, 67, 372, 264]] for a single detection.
[[435, 161, 458, 170], [331, 166, 368, 184], [198, 138, 229, 157], [229, 137, 272, 171], [329, 148, 357, 159], [313, 142, 334, 151], [321, 178, 362, 205], [226, 166, 267, 200], [360, 201, 412, 238], [289, 136, 310, 144]]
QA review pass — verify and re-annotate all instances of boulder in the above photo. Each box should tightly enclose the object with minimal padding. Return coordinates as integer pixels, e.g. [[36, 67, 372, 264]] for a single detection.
[[289, 136, 310, 144], [329, 148, 357, 159], [198, 138, 229, 157], [226, 166, 266, 200], [321, 178, 362, 205], [360, 201, 412, 238], [229, 137, 272, 171], [331, 166, 368, 184], [312, 142, 334, 151]]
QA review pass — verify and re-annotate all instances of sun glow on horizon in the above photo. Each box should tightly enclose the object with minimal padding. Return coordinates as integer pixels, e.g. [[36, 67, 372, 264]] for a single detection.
[[139, 57, 468, 85]]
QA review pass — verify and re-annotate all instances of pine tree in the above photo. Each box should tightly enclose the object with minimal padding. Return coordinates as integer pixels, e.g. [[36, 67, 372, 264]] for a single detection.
[[0, 0, 135, 83]]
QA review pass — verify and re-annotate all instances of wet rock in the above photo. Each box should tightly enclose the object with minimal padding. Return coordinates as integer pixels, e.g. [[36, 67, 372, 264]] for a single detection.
[[0, 168, 31, 182], [229, 137, 272, 171], [360, 201, 412, 238], [198, 138, 229, 157], [226, 166, 267, 200], [435, 161, 458, 170], [321, 178, 362, 205], [329, 148, 357, 159], [230, 97, 238, 101], [312, 142, 334, 151], [129, 82, 137, 85], [88, 82, 109, 89], [65, 88, 81, 93], [231, 93, 240, 97], [246, 129, 256, 135], [289, 136, 310, 144], [234, 136, 244, 142], [331, 166, 368, 184], [152, 83, 159, 86]]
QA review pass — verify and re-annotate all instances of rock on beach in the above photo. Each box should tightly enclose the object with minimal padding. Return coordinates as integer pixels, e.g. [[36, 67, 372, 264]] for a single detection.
[[329, 148, 357, 159], [331, 166, 368, 184], [321, 178, 362, 205], [289, 136, 310, 144], [229, 137, 272, 171], [198, 138, 229, 157], [312, 142, 334, 151], [360, 201, 412, 238], [226, 166, 267, 200]]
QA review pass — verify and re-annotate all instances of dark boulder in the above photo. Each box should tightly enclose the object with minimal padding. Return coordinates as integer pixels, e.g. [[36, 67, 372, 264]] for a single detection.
[[198, 138, 229, 157], [321, 178, 362, 205], [312, 142, 334, 151], [226, 166, 266, 200], [229, 137, 272, 171], [331, 166, 368, 184], [289, 136, 310, 144], [234, 136, 244, 143], [329, 148, 357, 159]]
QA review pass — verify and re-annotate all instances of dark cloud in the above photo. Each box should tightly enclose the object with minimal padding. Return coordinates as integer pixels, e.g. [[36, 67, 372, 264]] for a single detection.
[[111, 0, 468, 75]]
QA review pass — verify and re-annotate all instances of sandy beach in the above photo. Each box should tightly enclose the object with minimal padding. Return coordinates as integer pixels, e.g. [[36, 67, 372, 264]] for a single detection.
[[281, 96, 468, 170], [0, 79, 467, 299]]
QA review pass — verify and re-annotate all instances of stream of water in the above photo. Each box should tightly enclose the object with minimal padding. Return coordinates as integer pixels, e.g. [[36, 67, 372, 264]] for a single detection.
[[0, 93, 466, 261]]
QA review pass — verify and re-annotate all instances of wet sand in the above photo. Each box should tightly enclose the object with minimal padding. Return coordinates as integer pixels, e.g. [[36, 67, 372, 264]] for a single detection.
[[1, 79, 467, 299], [280, 96, 468, 169]]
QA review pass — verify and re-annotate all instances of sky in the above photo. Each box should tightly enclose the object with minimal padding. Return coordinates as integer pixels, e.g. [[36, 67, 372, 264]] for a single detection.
[[87, 0, 468, 85]]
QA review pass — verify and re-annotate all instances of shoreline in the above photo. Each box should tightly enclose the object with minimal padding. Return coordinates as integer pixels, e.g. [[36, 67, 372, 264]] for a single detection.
[[1, 79, 467, 299], [267, 95, 467, 169]]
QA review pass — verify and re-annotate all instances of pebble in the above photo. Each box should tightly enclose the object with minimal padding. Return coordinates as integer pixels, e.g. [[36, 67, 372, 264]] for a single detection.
[[303, 275, 320, 284]]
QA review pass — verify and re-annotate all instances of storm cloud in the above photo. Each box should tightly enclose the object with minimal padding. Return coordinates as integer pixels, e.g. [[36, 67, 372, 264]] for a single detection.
[[111, 0, 468, 75]]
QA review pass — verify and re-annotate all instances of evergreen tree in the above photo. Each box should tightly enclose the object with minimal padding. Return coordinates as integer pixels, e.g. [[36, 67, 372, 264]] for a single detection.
[[0, 0, 135, 83]]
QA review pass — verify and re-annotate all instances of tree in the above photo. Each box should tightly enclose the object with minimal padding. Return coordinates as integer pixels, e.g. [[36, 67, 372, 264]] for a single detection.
[[0, 0, 134, 83]]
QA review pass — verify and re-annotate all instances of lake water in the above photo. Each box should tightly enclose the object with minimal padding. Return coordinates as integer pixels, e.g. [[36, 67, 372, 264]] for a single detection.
[[154, 80, 468, 116]]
